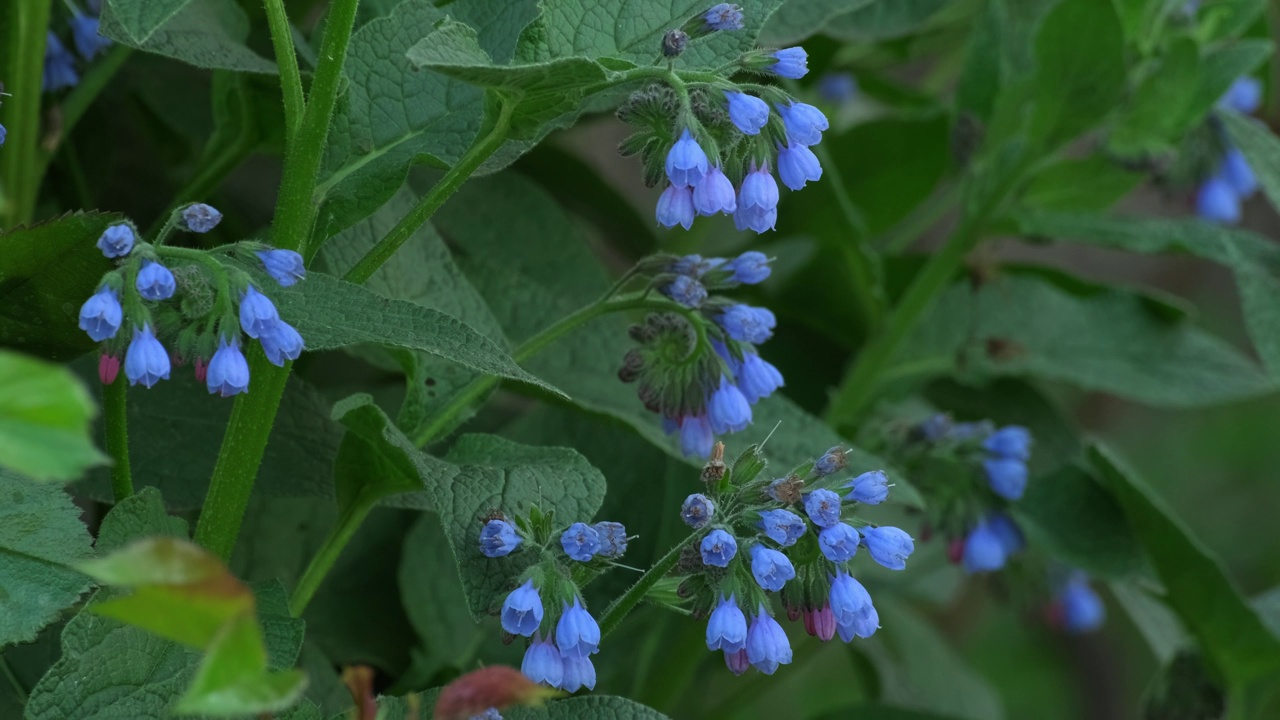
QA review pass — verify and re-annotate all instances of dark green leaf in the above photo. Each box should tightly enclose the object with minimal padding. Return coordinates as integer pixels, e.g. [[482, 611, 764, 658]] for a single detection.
[[0, 351, 105, 481], [824, 0, 951, 42], [1109, 39, 1202, 155], [1110, 580, 1186, 664], [502, 695, 671, 718], [1028, 0, 1126, 149], [101, 0, 191, 44], [99, 0, 277, 73], [397, 512, 486, 680], [1020, 156, 1144, 211], [1015, 465, 1146, 578], [1200, 0, 1269, 41], [1192, 41, 1272, 118], [1223, 111, 1280, 217], [759, 0, 876, 45]]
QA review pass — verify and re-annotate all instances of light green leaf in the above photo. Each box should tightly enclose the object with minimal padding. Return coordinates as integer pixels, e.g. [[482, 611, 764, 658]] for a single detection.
[[99, 0, 276, 73], [824, 0, 951, 42], [1091, 445, 1280, 685], [1028, 0, 1126, 149], [1223, 111, 1280, 217], [0, 471, 93, 648], [0, 351, 105, 482], [1108, 38, 1202, 155], [759, 0, 876, 45], [1019, 156, 1144, 212]]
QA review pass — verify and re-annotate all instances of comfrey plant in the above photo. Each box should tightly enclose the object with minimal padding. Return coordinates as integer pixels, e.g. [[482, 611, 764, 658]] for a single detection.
[[42, 1, 111, 93], [1195, 77, 1263, 224], [77, 203, 306, 395]]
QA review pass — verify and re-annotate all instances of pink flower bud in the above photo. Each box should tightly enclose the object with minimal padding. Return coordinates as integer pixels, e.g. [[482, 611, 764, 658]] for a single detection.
[[98, 354, 120, 384]]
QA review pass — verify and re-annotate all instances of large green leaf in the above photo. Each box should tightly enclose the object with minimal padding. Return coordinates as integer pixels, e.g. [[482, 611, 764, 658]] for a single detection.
[[101, 0, 191, 44], [99, 0, 276, 74], [1108, 38, 1202, 155], [1090, 445, 1280, 685], [1200, 0, 1269, 41], [0, 351, 105, 482], [1223, 111, 1280, 218], [1015, 465, 1146, 578], [0, 212, 119, 360], [759, 0, 876, 45], [504, 695, 670, 718], [0, 471, 94, 647], [1028, 0, 1126, 150], [823, 0, 951, 42]]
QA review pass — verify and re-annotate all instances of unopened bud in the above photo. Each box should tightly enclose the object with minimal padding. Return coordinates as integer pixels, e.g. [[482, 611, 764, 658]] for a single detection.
[[662, 29, 688, 58]]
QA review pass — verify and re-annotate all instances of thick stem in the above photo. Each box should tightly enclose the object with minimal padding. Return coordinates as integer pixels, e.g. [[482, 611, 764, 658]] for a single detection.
[[288, 491, 378, 617], [102, 374, 133, 502], [263, 0, 306, 144], [599, 532, 700, 638], [1, 2, 51, 227], [341, 99, 515, 284]]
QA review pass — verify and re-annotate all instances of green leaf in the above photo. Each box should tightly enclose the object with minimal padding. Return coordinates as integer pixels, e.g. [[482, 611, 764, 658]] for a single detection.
[[1193, 40, 1272, 118], [1200, 0, 1269, 41], [759, 0, 876, 45], [1110, 580, 1186, 664], [503, 695, 671, 718], [0, 211, 119, 360], [815, 707, 973, 720], [99, 0, 277, 73], [1223, 111, 1280, 217], [1020, 155, 1144, 211], [823, 0, 951, 42], [1028, 0, 1126, 150], [1015, 465, 1146, 578], [1108, 38, 1202, 155], [0, 471, 93, 647], [896, 271, 1275, 407], [0, 351, 105, 481], [1090, 444, 1280, 684]]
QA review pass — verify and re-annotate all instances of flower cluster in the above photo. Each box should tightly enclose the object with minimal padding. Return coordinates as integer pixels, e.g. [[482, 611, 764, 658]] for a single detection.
[[618, 252, 783, 458], [77, 203, 307, 395], [1196, 77, 1262, 224], [44, 2, 112, 93], [676, 443, 914, 676], [484, 511, 630, 693], [616, 6, 827, 233]]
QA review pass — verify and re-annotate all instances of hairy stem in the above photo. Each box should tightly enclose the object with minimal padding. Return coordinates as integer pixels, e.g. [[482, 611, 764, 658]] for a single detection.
[[599, 532, 701, 638], [263, 0, 306, 145], [102, 374, 133, 502], [341, 98, 515, 284], [1, 2, 51, 227]]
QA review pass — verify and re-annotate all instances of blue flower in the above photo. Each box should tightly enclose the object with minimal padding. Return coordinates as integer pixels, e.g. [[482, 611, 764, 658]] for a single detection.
[[70, 14, 111, 61], [758, 509, 806, 547], [0, 124, 6, 146], [803, 488, 842, 527], [708, 376, 752, 433], [767, 47, 808, 79], [842, 470, 890, 505], [678, 414, 715, 458], [470, 710, 502, 720], [983, 425, 1031, 460], [718, 304, 776, 344], [829, 570, 877, 640], [43, 32, 79, 92], [256, 249, 306, 287], [559, 655, 596, 693], [814, 446, 847, 476], [556, 599, 601, 658], [238, 286, 280, 339], [656, 185, 696, 229], [593, 521, 628, 558], [135, 261, 176, 301], [818, 72, 858, 103], [987, 512, 1024, 556], [724, 91, 769, 135], [776, 142, 823, 191], [962, 521, 1007, 573], [96, 224, 135, 259], [775, 102, 828, 146], [727, 251, 771, 284], [124, 325, 170, 388], [860, 526, 913, 570], [663, 275, 708, 308], [181, 203, 223, 233], [501, 580, 543, 636], [734, 166, 779, 233], [258, 321, 305, 367], [78, 287, 123, 342], [665, 129, 709, 188], [693, 165, 738, 216], [918, 414, 951, 441], [749, 543, 795, 591], [706, 595, 748, 652], [818, 523, 860, 563], [703, 3, 744, 32], [1059, 575, 1105, 633], [681, 493, 715, 528], [701, 528, 738, 567], [984, 457, 1028, 500], [1219, 76, 1262, 114], [736, 352, 783, 403], [560, 522, 600, 561], [206, 339, 250, 397], [1221, 148, 1257, 196], [521, 635, 564, 688], [479, 519, 522, 558], [746, 606, 792, 674], [1196, 175, 1241, 224], [950, 419, 994, 441]]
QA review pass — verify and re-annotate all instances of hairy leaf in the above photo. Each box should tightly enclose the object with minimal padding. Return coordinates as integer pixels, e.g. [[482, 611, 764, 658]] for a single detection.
[[99, 0, 276, 73], [1028, 0, 1126, 149]]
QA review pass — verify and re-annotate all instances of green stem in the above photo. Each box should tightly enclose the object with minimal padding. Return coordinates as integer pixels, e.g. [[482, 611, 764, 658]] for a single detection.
[[599, 532, 700, 638], [876, 181, 960, 254], [102, 373, 133, 502], [288, 491, 378, 617], [194, 0, 360, 562], [263, 0, 306, 144], [1, 1, 51, 227], [341, 98, 515, 283], [33, 46, 133, 183]]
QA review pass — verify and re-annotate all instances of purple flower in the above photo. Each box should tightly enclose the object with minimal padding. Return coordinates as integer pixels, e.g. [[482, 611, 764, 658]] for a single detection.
[[775, 102, 829, 147], [135, 261, 176, 301], [556, 598, 601, 658], [776, 142, 822, 191], [860, 526, 914, 570], [1221, 148, 1257, 197], [726, 251, 771, 284], [681, 493, 715, 528], [124, 325, 170, 388], [663, 274, 708, 307], [767, 47, 808, 79], [962, 521, 1007, 573], [181, 203, 223, 233], [702, 3, 744, 32], [594, 521, 628, 558], [693, 165, 737, 216], [206, 339, 250, 397], [984, 457, 1028, 500], [258, 321, 305, 367], [560, 522, 600, 561], [706, 595, 748, 652], [842, 470, 890, 505], [96, 224, 135, 259], [656, 184, 696, 229], [983, 425, 1031, 460], [724, 91, 769, 135], [679, 414, 715, 458], [734, 166, 779, 233], [708, 376, 752, 433], [758, 509, 806, 547], [1196, 175, 1241, 224], [803, 488, 842, 527], [521, 635, 564, 688], [701, 528, 738, 567], [43, 32, 79, 92], [818, 523, 860, 563], [501, 580, 543, 636], [749, 543, 795, 591], [745, 606, 792, 674], [559, 656, 596, 692], [1059, 575, 1106, 633], [1219, 77, 1262, 114], [479, 519, 522, 558], [736, 352, 783, 403], [665, 129, 709, 188], [256, 249, 306, 287], [78, 287, 123, 342], [239, 286, 281, 339], [70, 14, 111, 61], [718, 304, 776, 344]]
